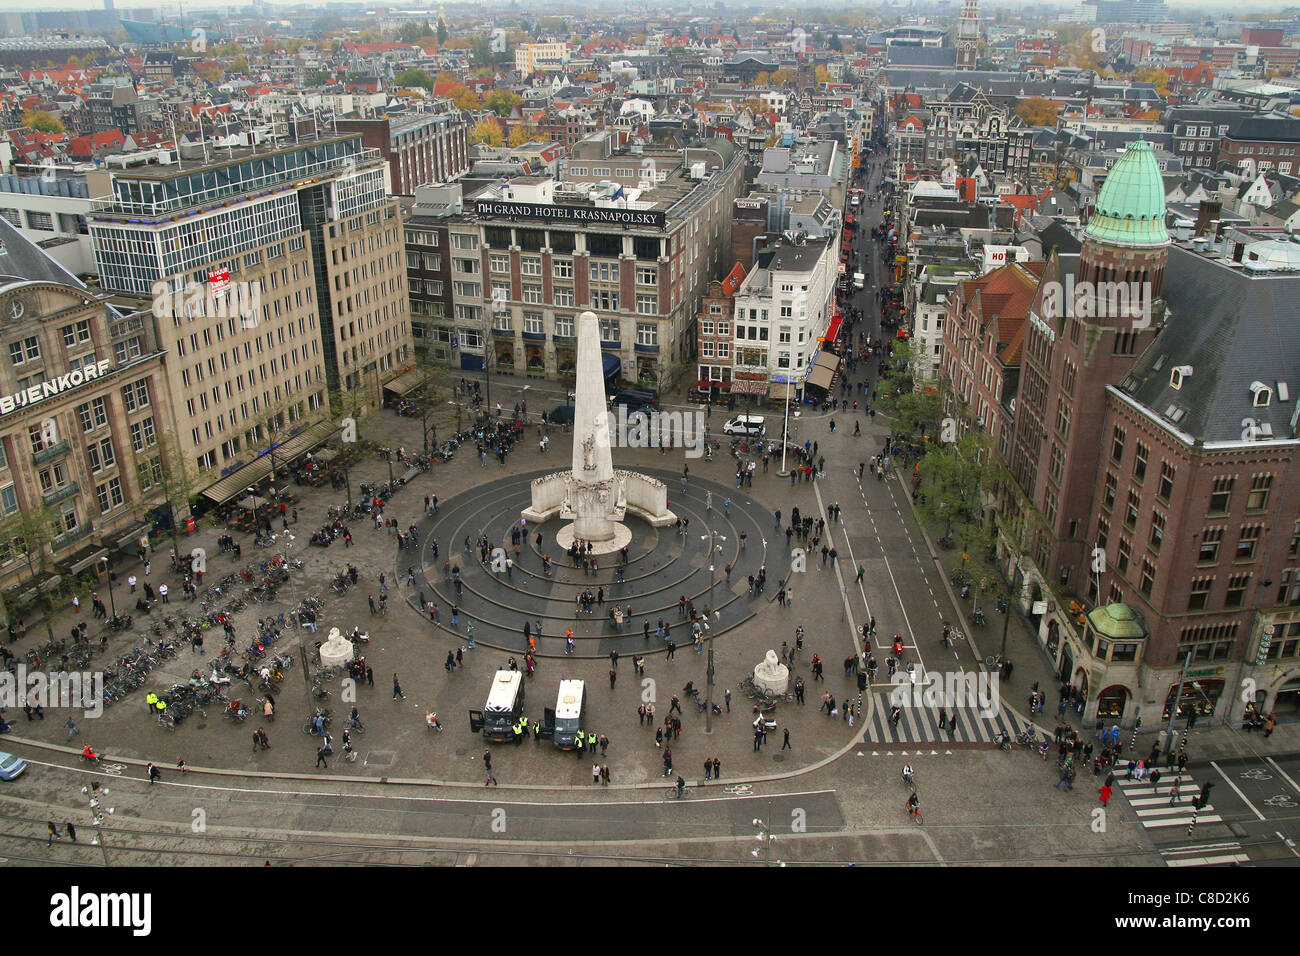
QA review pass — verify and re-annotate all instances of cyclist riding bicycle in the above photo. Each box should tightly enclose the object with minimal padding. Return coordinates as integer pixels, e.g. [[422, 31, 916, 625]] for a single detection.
[[675, 775, 686, 799], [82, 745, 99, 762], [902, 763, 914, 786], [907, 792, 920, 815]]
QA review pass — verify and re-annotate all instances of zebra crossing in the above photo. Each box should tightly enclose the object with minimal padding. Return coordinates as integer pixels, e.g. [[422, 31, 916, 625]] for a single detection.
[[861, 688, 1034, 745], [1113, 776, 1250, 867]]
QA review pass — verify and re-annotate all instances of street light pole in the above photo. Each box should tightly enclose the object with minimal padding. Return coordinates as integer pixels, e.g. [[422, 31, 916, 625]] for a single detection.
[[778, 379, 792, 476], [98, 557, 117, 620], [1165, 649, 1193, 755], [701, 529, 725, 733]]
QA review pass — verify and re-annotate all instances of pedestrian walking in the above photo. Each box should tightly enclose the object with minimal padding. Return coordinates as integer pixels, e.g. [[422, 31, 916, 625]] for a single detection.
[[65, 717, 79, 741], [146, 762, 161, 785], [393, 673, 406, 699], [47, 821, 62, 846], [1098, 784, 1112, 806], [724, 688, 731, 712], [66, 821, 77, 842], [782, 728, 791, 750]]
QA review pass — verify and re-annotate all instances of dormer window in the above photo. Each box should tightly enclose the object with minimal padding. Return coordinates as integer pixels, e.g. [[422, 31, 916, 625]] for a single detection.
[[1250, 381, 1271, 407], [1170, 365, 1192, 390]]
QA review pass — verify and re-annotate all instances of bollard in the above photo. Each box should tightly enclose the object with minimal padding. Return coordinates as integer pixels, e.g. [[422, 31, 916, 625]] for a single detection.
[[1186, 799, 1200, 838]]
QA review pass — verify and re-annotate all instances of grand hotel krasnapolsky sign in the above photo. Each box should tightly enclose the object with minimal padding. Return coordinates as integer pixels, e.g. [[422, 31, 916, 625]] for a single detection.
[[474, 200, 667, 230]]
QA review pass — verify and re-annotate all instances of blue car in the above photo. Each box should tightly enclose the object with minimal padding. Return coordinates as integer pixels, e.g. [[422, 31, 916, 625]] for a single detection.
[[0, 752, 27, 780]]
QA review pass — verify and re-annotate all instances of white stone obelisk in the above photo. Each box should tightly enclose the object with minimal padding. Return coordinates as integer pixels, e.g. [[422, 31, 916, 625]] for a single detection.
[[564, 310, 625, 543]]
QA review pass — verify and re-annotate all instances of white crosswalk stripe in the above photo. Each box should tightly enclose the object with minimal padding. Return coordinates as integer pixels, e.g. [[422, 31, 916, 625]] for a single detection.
[[862, 688, 1031, 745], [1114, 776, 1249, 865]]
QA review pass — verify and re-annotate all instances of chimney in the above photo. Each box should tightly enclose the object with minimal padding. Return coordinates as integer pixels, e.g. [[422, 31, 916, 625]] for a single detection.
[[1214, 219, 1227, 242], [1194, 199, 1222, 237]]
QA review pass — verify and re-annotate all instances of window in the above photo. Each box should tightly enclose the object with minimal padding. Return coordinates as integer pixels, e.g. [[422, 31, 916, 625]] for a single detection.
[[489, 253, 510, 274], [590, 261, 619, 283], [1149, 511, 1165, 552], [0, 484, 15, 515], [636, 323, 657, 347], [1096, 516, 1110, 553], [553, 259, 574, 279], [453, 258, 480, 275], [1125, 491, 1140, 529], [554, 287, 575, 307], [87, 437, 115, 473], [1236, 525, 1261, 561], [1103, 472, 1117, 510], [700, 321, 715, 336], [1188, 577, 1212, 611], [599, 320, 621, 343], [592, 290, 619, 311], [1225, 573, 1250, 608], [9, 336, 40, 365], [1199, 527, 1222, 563], [78, 397, 108, 431], [522, 283, 543, 305], [130, 416, 157, 452], [1048, 445, 1064, 483], [523, 312, 544, 335], [1247, 473, 1273, 511], [61, 321, 92, 347], [454, 281, 482, 299], [635, 294, 658, 315], [451, 234, 478, 250], [1157, 462, 1175, 501], [422, 253, 441, 271], [1117, 538, 1131, 574], [121, 380, 150, 412], [520, 256, 542, 276], [554, 315, 574, 338], [1140, 559, 1155, 597], [114, 337, 143, 363], [491, 312, 513, 333], [1209, 476, 1233, 515], [1054, 398, 1070, 439], [1110, 426, 1125, 464], [95, 477, 124, 514], [1133, 442, 1148, 481], [636, 265, 657, 286]]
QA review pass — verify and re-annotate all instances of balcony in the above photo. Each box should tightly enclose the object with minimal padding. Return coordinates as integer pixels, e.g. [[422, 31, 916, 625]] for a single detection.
[[32, 440, 70, 465], [43, 483, 79, 507], [51, 521, 92, 552]]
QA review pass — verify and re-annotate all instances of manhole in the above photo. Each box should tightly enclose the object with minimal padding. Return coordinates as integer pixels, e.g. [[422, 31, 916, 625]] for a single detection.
[[365, 750, 396, 768], [772, 754, 786, 762], [455, 747, 468, 756]]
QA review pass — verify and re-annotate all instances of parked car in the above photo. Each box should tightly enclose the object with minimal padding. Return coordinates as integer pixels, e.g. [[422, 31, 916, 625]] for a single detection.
[[723, 415, 766, 437], [0, 752, 28, 781]]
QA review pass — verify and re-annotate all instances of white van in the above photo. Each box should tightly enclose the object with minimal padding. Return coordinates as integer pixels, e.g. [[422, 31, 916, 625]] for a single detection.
[[553, 679, 587, 750], [482, 669, 525, 742], [723, 415, 766, 437], [853, 272, 865, 290]]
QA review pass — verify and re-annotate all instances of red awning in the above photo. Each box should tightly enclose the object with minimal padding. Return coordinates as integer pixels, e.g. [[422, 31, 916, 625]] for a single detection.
[[824, 312, 843, 342]]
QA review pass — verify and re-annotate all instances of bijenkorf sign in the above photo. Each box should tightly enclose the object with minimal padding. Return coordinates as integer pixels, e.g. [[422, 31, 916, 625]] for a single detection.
[[474, 200, 666, 229]]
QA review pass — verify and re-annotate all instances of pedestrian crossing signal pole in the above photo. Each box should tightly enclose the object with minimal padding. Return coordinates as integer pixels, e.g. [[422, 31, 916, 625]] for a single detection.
[[1187, 798, 1200, 838], [1129, 714, 1142, 754]]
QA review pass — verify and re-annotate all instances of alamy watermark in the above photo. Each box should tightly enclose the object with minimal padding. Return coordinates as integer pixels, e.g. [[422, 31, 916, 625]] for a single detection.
[[582, 406, 706, 458], [1038, 275, 1153, 329], [1, 664, 103, 718], [151, 278, 261, 329], [888, 669, 1000, 718]]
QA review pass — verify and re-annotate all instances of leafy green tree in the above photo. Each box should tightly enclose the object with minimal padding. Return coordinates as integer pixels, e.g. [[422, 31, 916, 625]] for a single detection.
[[0, 505, 62, 643], [437, 16, 448, 46], [484, 89, 522, 117], [21, 109, 64, 133], [395, 67, 434, 90]]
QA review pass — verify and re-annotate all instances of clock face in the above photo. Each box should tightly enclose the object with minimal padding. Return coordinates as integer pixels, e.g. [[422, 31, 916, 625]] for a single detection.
[[5, 297, 30, 322]]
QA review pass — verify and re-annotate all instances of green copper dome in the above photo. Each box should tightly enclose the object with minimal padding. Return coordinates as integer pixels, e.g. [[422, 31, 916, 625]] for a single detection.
[[1087, 603, 1148, 641], [1083, 140, 1169, 248]]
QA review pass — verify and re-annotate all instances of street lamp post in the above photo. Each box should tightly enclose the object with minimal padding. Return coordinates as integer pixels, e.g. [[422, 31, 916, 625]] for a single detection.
[[1165, 650, 1193, 755], [98, 556, 117, 620], [700, 530, 725, 733]]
